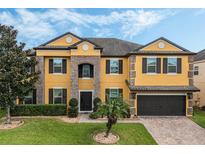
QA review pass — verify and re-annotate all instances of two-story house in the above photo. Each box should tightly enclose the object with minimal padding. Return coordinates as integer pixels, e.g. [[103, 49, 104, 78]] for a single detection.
[[21, 32, 199, 116], [193, 49, 205, 107]]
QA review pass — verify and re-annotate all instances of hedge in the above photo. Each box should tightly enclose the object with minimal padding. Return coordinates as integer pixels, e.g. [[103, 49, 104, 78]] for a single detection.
[[11, 104, 67, 116]]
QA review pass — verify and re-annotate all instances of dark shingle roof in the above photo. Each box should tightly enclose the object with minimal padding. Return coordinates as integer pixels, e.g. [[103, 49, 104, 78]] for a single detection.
[[194, 49, 205, 61], [129, 85, 200, 92], [85, 38, 142, 56]]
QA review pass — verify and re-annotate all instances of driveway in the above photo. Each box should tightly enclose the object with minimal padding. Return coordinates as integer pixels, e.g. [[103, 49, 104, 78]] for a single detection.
[[140, 117, 205, 145]]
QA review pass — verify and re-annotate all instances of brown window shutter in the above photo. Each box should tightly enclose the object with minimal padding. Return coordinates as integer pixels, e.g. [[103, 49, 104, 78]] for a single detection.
[[177, 58, 182, 73], [163, 58, 167, 73], [119, 60, 123, 74], [62, 59, 67, 74], [119, 89, 123, 98], [105, 89, 110, 102], [90, 64, 94, 78], [157, 58, 161, 73], [62, 89, 67, 104], [142, 58, 147, 73], [78, 64, 83, 78], [32, 89, 37, 104], [49, 59, 53, 73], [106, 60, 110, 74], [49, 89, 53, 104]]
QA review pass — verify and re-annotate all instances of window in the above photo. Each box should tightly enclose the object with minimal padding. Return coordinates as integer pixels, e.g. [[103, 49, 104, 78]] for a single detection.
[[167, 58, 177, 73], [82, 64, 91, 78], [24, 91, 33, 104], [194, 66, 199, 75], [53, 58, 62, 73], [147, 58, 157, 73], [53, 89, 63, 104], [110, 59, 119, 74], [109, 89, 119, 99]]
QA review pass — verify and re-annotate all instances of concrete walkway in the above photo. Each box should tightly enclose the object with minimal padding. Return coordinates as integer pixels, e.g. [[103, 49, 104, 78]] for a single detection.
[[140, 117, 205, 145]]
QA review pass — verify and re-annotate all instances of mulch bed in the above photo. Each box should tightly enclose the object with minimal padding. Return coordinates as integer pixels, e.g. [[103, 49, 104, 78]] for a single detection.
[[93, 131, 120, 144], [0, 119, 24, 130]]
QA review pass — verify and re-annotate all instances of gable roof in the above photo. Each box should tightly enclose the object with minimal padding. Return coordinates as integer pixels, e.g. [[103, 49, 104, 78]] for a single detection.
[[85, 38, 142, 56], [194, 49, 205, 61], [129, 37, 195, 55], [39, 32, 83, 46]]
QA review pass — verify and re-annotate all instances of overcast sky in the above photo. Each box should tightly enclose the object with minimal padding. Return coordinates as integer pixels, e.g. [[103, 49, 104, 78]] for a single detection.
[[0, 8, 205, 52]]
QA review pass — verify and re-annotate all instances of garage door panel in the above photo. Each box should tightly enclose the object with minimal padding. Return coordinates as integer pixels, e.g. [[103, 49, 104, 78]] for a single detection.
[[137, 95, 186, 116]]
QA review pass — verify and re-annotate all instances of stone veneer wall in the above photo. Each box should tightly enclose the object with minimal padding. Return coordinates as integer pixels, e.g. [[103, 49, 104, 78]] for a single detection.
[[70, 56, 101, 100], [35, 56, 45, 104], [128, 55, 137, 115], [187, 55, 194, 116]]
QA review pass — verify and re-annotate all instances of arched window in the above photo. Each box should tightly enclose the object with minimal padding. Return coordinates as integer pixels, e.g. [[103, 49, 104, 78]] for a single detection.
[[78, 64, 94, 78]]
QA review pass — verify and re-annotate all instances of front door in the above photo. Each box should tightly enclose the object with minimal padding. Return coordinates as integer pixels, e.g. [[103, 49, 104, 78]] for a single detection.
[[80, 91, 92, 112]]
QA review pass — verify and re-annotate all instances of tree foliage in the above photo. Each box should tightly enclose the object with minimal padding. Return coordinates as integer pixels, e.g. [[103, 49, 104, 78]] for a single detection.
[[0, 24, 39, 123], [96, 97, 129, 137]]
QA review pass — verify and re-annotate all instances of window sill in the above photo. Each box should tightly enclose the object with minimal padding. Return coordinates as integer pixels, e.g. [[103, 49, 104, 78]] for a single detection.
[[108, 73, 121, 75], [52, 73, 65, 75], [80, 77, 93, 80], [146, 73, 157, 75], [167, 73, 177, 75]]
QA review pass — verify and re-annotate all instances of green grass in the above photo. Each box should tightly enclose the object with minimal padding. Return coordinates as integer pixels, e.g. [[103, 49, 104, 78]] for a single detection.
[[0, 118, 157, 145], [191, 109, 205, 128]]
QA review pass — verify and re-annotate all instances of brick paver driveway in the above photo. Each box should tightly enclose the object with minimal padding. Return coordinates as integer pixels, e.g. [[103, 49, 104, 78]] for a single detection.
[[140, 117, 205, 145]]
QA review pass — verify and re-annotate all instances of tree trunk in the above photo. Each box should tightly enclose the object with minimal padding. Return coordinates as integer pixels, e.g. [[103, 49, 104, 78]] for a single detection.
[[105, 116, 113, 137], [5, 105, 11, 124]]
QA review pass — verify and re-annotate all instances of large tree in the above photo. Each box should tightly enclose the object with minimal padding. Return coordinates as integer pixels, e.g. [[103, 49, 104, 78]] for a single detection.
[[0, 24, 39, 124]]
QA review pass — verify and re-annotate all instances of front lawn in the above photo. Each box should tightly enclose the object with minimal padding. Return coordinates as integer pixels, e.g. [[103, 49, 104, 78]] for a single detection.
[[0, 119, 157, 145], [191, 109, 205, 128]]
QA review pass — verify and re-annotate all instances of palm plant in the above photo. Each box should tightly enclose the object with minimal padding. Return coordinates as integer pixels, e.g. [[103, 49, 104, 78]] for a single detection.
[[96, 97, 129, 137]]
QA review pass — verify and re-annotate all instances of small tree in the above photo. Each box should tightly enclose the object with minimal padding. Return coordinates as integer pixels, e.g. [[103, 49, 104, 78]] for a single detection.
[[68, 98, 78, 118], [0, 24, 39, 124], [96, 97, 129, 137]]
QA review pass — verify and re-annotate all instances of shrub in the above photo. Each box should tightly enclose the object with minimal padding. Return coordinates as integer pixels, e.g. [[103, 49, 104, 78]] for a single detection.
[[11, 104, 67, 116], [68, 98, 78, 118], [122, 107, 131, 118], [93, 97, 102, 112], [89, 112, 100, 119], [201, 106, 205, 111]]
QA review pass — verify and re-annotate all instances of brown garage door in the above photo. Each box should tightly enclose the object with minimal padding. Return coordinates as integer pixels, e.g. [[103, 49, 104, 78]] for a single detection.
[[137, 95, 186, 116]]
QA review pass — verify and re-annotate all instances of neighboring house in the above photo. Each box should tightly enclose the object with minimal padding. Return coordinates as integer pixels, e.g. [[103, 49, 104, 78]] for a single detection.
[[193, 49, 205, 107], [19, 32, 199, 116]]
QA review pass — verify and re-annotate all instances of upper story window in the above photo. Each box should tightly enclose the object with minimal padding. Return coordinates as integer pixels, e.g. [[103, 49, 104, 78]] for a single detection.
[[147, 58, 157, 73], [53, 58, 62, 73], [167, 57, 177, 73], [49, 58, 67, 74], [79, 64, 93, 78], [194, 66, 199, 75], [110, 59, 119, 74], [82, 64, 91, 77]]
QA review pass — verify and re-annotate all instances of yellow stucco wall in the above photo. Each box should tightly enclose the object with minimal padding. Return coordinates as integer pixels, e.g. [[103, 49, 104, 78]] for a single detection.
[[135, 55, 189, 86], [47, 34, 80, 46], [70, 41, 101, 56], [141, 40, 181, 51], [44, 57, 71, 104], [100, 58, 129, 102]]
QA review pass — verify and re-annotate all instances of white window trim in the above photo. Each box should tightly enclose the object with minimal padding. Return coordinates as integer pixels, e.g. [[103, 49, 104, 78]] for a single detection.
[[53, 58, 63, 74], [167, 57, 177, 74], [146, 57, 157, 74], [109, 58, 120, 75], [53, 88, 64, 104]]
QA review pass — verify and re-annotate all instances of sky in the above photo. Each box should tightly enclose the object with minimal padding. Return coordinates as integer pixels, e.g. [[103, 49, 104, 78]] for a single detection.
[[0, 8, 205, 52]]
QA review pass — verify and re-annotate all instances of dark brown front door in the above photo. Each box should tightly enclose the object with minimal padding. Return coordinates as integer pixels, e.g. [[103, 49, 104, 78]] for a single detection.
[[80, 91, 92, 112]]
